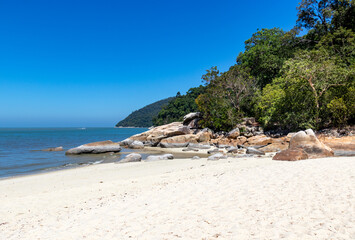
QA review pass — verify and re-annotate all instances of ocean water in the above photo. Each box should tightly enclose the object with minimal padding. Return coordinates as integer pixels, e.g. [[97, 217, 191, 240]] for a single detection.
[[0, 127, 148, 179]]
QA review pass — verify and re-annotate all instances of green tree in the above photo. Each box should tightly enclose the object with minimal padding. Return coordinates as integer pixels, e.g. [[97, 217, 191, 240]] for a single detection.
[[236, 28, 298, 88]]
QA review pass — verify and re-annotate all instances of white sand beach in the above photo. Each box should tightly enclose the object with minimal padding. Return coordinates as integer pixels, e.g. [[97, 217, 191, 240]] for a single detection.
[[1, 156, 354, 240]]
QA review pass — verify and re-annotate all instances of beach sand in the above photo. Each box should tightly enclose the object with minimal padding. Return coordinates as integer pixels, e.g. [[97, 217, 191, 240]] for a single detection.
[[0, 156, 354, 239]]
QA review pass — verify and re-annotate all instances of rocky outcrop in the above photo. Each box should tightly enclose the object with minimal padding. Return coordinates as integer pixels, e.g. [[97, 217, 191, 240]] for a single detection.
[[120, 153, 142, 163], [159, 142, 189, 148], [273, 148, 308, 161], [227, 128, 240, 139], [259, 142, 288, 153], [42, 146, 63, 152], [66, 141, 121, 155], [289, 129, 334, 158]]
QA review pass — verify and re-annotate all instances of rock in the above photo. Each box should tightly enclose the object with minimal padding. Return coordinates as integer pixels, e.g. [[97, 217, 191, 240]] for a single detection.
[[208, 153, 227, 161], [129, 122, 190, 144], [42, 146, 63, 152], [246, 147, 265, 155], [128, 140, 144, 149], [187, 143, 211, 149], [246, 135, 273, 146], [289, 129, 334, 158], [183, 112, 201, 125], [182, 147, 199, 152], [160, 134, 199, 144], [145, 154, 174, 161], [196, 130, 212, 143], [159, 142, 189, 148], [259, 142, 288, 153], [66, 140, 121, 155], [273, 148, 308, 161], [119, 138, 134, 147], [320, 136, 355, 151], [192, 156, 200, 160], [227, 128, 240, 139], [227, 147, 239, 153], [207, 149, 223, 154], [187, 118, 200, 129], [120, 153, 142, 163]]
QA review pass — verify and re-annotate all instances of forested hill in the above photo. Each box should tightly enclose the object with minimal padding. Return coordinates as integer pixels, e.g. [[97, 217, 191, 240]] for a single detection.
[[116, 97, 174, 127]]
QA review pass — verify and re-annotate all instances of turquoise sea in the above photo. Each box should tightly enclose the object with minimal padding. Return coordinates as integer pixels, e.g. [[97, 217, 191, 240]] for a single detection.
[[0, 127, 148, 179]]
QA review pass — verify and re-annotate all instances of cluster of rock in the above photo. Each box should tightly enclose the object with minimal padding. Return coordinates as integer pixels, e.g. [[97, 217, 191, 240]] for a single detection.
[[62, 112, 353, 163]]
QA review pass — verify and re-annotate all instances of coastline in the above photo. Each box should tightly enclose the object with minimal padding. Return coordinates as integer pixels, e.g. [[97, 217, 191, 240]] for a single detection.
[[1, 155, 354, 239]]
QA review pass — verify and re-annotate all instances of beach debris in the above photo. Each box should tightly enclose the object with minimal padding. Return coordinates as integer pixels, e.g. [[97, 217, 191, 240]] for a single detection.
[[41, 146, 63, 152], [145, 154, 174, 161], [208, 153, 227, 161], [120, 153, 142, 163], [65, 140, 121, 155]]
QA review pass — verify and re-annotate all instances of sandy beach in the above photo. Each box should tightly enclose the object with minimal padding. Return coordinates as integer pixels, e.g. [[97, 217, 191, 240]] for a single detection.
[[1, 156, 354, 240]]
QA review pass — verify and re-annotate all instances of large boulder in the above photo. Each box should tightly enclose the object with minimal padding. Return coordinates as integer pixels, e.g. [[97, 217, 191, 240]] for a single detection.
[[183, 112, 201, 125], [120, 153, 142, 163], [273, 148, 308, 161], [66, 140, 121, 155], [129, 122, 191, 144], [289, 129, 334, 158], [160, 134, 199, 144]]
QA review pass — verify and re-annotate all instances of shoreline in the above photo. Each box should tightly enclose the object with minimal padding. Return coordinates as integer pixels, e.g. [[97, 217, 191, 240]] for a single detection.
[[1, 155, 354, 239]]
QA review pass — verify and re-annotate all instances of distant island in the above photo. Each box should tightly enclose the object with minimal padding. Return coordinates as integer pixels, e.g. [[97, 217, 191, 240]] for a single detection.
[[116, 97, 174, 127]]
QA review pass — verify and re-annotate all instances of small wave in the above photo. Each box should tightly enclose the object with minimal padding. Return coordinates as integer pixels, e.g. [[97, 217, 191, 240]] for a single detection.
[[89, 160, 104, 165]]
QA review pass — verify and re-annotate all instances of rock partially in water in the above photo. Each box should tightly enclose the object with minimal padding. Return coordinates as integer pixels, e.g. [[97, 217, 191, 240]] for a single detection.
[[66, 140, 121, 155], [42, 146, 63, 152]]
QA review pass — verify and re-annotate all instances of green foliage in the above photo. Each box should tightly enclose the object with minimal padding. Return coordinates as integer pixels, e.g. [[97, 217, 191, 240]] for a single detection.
[[196, 65, 257, 131], [327, 97, 348, 126], [116, 97, 174, 127], [152, 86, 206, 126], [236, 28, 298, 88]]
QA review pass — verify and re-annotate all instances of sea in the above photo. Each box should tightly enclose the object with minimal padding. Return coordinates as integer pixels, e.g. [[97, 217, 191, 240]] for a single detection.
[[0, 127, 149, 179]]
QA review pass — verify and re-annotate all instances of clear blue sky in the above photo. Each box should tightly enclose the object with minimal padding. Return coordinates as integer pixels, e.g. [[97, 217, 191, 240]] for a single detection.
[[0, 0, 301, 127]]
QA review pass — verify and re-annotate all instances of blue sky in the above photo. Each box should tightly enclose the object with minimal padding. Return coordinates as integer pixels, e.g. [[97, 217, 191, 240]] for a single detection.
[[0, 0, 301, 127]]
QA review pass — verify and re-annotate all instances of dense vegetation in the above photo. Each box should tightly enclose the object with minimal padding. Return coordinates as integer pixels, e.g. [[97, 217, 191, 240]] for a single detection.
[[152, 86, 206, 125], [155, 0, 355, 132], [116, 97, 174, 127]]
